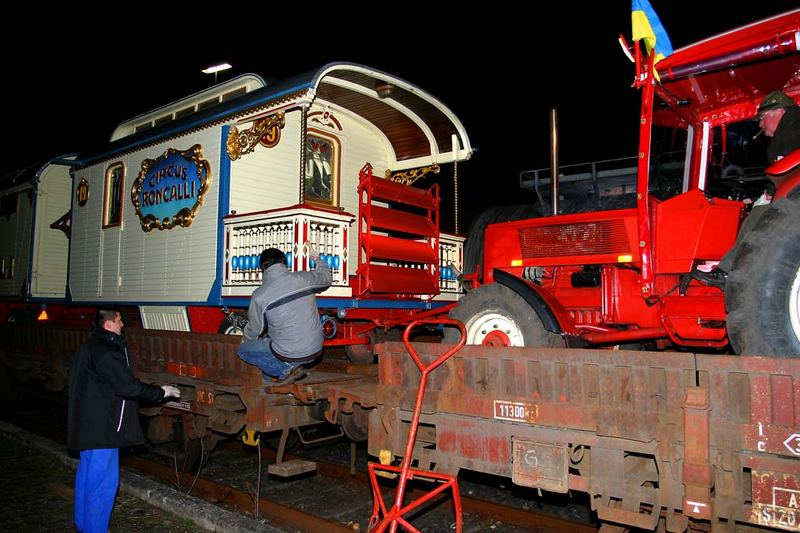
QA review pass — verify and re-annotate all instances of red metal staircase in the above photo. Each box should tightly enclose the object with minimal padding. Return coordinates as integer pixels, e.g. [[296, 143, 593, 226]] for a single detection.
[[356, 163, 440, 296]]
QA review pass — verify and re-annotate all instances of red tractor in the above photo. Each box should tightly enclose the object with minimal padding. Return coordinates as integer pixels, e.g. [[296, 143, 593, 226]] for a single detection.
[[451, 10, 800, 356]]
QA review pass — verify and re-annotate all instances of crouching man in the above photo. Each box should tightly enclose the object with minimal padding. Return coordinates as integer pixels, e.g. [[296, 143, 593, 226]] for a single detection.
[[238, 247, 332, 385]]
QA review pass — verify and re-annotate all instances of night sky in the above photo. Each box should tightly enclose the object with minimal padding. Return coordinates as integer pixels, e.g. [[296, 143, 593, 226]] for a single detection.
[[4, 3, 797, 229]]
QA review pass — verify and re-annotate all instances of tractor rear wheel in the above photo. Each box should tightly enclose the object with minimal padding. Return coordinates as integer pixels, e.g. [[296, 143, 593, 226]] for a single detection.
[[445, 283, 564, 347], [726, 192, 800, 356], [462, 204, 547, 280]]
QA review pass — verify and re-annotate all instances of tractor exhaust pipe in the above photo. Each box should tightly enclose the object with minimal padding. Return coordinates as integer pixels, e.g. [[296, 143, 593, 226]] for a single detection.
[[549, 108, 559, 215]]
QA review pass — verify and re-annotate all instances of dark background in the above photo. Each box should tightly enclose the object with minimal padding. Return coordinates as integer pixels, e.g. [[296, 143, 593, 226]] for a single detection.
[[3, 3, 796, 230]]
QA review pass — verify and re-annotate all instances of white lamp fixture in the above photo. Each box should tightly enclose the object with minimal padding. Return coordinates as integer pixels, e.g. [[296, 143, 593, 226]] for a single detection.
[[202, 63, 233, 83], [202, 63, 232, 74]]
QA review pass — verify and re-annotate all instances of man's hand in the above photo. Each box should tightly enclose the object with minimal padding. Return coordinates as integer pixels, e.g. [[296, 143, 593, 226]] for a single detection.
[[161, 385, 181, 399], [308, 247, 320, 263]]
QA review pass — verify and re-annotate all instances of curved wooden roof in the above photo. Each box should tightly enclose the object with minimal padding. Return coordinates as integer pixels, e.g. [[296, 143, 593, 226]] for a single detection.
[[79, 63, 472, 170], [313, 64, 472, 168]]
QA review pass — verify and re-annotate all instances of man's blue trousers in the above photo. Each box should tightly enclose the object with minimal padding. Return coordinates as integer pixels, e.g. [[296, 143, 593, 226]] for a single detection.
[[74, 448, 119, 533]]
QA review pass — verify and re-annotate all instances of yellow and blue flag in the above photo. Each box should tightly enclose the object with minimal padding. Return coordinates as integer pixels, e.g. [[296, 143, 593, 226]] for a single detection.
[[632, 0, 673, 64]]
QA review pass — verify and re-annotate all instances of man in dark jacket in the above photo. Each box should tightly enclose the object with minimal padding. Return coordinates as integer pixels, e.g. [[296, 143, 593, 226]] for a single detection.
[[695, 90, 800, 287], [757, 90, 800, 163], [238, 247, 331, 385], [68, 307, 179, 533]]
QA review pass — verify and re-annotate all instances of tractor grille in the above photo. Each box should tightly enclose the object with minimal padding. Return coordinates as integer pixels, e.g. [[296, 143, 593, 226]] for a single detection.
[[518, 220, 631, 258]]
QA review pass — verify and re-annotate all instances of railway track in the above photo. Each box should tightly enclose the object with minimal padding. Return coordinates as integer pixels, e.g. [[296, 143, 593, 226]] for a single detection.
[[1, 391, 598, 532], [131, 438, 597, 533]]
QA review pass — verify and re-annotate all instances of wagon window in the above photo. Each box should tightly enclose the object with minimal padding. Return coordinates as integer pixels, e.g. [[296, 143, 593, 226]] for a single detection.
[[103, 163, 124, 228], [304, 130, 340, 207], [0, 257, 12, 279]]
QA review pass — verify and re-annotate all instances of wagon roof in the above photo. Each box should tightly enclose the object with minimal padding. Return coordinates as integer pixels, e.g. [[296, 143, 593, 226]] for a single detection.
[[79, 63, 472, 171], [0, 154, 78, 194]]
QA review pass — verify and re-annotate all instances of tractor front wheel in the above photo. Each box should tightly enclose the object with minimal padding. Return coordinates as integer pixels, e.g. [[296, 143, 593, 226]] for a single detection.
[[445, 283, 564, 347]]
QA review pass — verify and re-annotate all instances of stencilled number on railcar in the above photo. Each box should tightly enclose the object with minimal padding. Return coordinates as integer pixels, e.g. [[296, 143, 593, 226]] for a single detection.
[[498, 403, 526, 420], [493, 400, 538, 422], [760, 506, 799, 530], [783, 433, 800, 456], [164, 400, 191, 411], [195, 389, 214, 405], [755, 487, 800, 531]]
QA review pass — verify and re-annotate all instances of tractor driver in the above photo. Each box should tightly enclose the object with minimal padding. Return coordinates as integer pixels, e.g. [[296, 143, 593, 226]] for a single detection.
[[695, 90, 800, 287], [758, 90, 800, 165]]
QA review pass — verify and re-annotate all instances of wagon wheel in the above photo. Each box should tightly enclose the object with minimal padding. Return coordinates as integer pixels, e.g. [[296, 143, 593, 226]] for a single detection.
[[345, 328, 400, 364], [340, 405, 370, 442], [263, 428, 302, 455], [218, 310, 247, 335]]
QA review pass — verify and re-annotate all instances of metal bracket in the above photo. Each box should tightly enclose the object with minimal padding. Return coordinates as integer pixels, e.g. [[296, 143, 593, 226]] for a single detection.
[[682, 386, 713, 520]]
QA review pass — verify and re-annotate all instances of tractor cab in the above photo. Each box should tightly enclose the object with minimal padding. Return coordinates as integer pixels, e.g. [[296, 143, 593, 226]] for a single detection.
[[453, 9, 800, 355]]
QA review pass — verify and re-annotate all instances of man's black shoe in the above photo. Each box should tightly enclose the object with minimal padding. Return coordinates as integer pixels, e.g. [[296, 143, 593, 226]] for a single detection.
[[692, 268, 728, 289], [274, 365, 308, 386]]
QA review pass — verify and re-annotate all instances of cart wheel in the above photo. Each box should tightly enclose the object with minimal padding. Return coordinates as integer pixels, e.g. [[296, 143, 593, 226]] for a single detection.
[[219, 311, 247, 336]]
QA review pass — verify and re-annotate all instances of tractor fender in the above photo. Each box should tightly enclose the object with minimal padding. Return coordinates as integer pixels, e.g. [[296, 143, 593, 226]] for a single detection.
[[492, 269, 578, 337], [769, 148, 800, 201]]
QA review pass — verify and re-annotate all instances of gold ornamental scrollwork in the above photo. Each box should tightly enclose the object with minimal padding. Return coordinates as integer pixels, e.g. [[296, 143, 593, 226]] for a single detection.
[[226, 112, 286, 161], [385, 163, 440, 186]]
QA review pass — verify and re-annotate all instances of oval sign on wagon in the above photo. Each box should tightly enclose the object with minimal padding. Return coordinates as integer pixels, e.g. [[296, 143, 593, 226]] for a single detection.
[[131, 145, 211, 232]]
